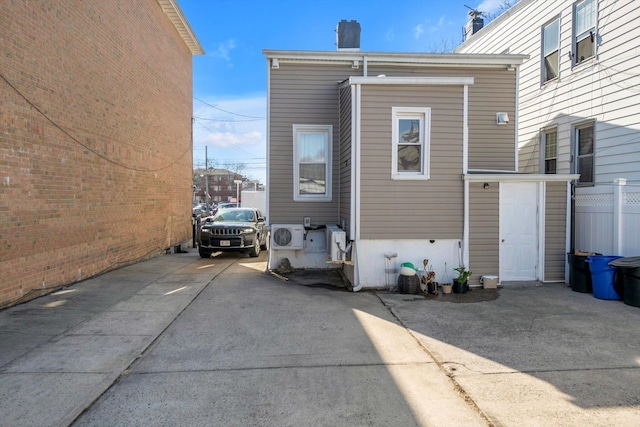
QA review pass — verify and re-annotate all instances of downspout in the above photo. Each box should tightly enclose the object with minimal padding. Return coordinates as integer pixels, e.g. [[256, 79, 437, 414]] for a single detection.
[[351, 82, 363, 292], [266, 57, 274, 271], [462, 84, 470, 268]]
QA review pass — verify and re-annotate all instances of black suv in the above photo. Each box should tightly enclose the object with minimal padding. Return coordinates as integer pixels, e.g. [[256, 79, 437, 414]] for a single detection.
[[197, 208, 267, 258]]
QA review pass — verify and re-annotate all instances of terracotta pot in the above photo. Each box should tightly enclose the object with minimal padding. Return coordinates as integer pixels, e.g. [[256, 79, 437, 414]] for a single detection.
[[441, 284, 453, 294]]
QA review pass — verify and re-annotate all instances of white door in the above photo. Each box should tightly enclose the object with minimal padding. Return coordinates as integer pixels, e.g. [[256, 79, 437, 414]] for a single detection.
[[500, 182, 538, 281]]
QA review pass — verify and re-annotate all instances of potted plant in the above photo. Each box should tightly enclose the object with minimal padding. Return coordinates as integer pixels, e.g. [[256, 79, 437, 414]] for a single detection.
[[453, 266, 472, 294]]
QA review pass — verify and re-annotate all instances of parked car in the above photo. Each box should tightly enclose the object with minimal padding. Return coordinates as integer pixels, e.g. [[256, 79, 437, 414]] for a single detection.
[[209, 202, 240, 217], [197, 207, 267, 258], [192, 204, 209, 218]]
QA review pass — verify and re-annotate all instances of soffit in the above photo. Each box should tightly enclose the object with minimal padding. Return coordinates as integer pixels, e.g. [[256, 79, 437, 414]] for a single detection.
[[156, 0, 204, 55]]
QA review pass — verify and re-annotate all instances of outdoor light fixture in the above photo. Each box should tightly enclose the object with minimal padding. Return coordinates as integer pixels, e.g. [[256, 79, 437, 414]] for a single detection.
[[271, 58, 279, 69], [483, 183, 490, 189], [496, 112, 509, 125]]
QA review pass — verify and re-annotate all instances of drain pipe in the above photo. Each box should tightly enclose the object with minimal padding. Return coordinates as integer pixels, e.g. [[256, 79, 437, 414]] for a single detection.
[[351, 242, 363, 292]]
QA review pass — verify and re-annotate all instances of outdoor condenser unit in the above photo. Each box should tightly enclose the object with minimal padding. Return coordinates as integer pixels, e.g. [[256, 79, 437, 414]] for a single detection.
[[270, 224, 304, 250], [326, 224, 347, 262]]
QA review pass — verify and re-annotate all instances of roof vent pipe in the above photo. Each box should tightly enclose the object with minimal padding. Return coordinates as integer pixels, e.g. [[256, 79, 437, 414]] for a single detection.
[[336, 20, 361, 51]]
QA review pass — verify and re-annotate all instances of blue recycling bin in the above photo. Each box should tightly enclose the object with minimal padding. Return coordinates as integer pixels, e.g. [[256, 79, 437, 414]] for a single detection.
[[586, 255, 623, 300]]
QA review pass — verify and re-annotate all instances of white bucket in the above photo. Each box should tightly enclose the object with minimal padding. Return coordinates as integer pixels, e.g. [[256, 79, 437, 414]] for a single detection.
[[482, 275, 499, 289]]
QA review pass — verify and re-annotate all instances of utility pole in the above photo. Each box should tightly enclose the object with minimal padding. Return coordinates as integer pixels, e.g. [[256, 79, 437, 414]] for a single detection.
[[204, 146, 209, 205]]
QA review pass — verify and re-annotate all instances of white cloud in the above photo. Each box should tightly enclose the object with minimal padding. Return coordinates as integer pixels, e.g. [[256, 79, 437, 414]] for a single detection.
[[413, 24, 424, 39], [476, 0, 507, 14], [202, 130, 262, 148], [192, 95, 267, 182], [210, 39, 236, 61], [385, 28, 395, 42]]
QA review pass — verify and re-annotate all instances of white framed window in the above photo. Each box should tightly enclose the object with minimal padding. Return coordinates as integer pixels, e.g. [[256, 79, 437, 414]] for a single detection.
[[391, 107, 431, 180], [573, 0, 596, 65], [573, 122, 595, 185], [542, 18, 560, 83], [542, 128, 558, 174], [292, 124, 332, 201]]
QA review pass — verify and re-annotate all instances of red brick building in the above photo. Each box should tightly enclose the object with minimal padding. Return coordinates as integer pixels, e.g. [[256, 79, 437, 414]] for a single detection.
[[0, 1, 203, 307]]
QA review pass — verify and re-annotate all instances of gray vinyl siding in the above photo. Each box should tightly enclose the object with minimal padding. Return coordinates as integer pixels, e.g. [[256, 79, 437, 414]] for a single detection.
[[545, 181, 568, 281], [358, 85, 464, 239], [469, 181, 500, 286], [366, 66, 517, 171], [268, 62, 359, 225], [338, 85, 352, 234]]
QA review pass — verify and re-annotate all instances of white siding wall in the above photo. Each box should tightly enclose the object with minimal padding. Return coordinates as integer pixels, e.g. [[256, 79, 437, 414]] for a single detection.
[[457, 0, 640, 184]]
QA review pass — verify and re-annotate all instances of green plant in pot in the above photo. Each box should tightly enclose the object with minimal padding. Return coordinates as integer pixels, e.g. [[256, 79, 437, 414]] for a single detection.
[[453, 266, 472, 294]]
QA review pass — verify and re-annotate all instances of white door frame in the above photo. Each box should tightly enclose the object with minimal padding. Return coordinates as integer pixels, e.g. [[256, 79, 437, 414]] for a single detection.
[[499, 182, 540, 281]]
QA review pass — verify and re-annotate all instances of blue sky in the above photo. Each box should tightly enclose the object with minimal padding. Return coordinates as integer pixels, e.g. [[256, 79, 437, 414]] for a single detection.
[[179, 0, 513, 183]]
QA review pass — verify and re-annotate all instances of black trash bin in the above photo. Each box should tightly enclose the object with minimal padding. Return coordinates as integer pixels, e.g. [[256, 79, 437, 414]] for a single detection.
[[608, 256, 640, 307], [567, 252, 599, 293]]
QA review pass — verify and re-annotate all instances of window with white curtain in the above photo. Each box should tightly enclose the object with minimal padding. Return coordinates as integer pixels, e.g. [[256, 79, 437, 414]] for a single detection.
[[292, 124, 332, 201], [573, 0, 596, 65], [392, 107, 431, 180]]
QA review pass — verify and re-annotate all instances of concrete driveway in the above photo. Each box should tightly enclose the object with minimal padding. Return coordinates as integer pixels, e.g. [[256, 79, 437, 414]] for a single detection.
[[1, 250, 639, 426]]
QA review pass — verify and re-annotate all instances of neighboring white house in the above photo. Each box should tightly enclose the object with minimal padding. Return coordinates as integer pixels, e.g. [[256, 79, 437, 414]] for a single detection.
[[456, 0, 640, 257]]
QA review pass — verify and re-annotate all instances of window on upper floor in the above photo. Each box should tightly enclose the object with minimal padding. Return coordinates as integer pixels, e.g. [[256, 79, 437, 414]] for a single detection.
[[542, 18, 560, 83], [573, 122, 595, 185], [542, 128, 558, 174], [391, 107, 431, 180], [573, 0, 596, 65], [292, 124, 332, 201]]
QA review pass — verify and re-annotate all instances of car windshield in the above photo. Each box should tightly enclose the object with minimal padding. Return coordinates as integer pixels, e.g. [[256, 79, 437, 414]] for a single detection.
[[212, 209, 254, 222]]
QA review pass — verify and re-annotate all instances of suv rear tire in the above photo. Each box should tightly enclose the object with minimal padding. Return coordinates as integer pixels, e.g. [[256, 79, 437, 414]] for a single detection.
[[199, 248, 213, 258]]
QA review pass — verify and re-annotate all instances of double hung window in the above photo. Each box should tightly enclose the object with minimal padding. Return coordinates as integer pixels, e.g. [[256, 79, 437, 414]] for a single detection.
[[542, 18, 560, 82], [391, 107, 431, 180], [293, 124, 332, 201], [574, 122, 595, 185], [542, 128, 558, 174], [573, 0, 596, 65]]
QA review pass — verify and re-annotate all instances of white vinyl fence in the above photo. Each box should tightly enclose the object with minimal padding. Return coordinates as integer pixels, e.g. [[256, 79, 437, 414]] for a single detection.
[[574, 179, 640, 256]]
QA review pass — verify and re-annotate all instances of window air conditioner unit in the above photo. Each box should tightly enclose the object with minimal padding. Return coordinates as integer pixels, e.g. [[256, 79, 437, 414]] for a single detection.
[[271, 224, 305, 250], [326, 224, 347, 262]]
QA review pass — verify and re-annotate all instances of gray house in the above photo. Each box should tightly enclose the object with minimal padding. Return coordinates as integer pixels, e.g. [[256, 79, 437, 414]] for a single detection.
[[264, 24, 577, 290]]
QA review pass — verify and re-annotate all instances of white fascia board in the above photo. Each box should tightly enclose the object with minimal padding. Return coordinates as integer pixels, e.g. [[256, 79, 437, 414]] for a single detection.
[[349, 76, 474, 86], [463, 174, 580, 182], [262, 50, 528, 67], [156, 0, 204, 55]]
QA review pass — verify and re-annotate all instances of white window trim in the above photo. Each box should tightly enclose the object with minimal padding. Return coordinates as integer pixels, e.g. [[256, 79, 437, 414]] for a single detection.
[[541, 127, 558, 174], [572, 0, 597, 67], [541, 17, 560, 84], [292, 124, 332, 202], [391, 107, 431, 180], [572, 121, 595, 186]]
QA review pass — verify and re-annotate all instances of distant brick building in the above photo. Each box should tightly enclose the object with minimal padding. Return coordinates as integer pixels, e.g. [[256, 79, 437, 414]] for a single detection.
[[193, 168, 246, 204], [0, 0, 203, 307]]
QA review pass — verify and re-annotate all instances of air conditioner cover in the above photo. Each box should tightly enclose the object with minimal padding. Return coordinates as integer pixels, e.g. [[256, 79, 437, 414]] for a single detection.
[[271, 224, 304, 250]]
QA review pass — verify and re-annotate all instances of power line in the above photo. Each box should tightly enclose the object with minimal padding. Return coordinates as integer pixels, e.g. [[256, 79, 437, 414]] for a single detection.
[[1, 70, 191, 172], [194, 97, 264, 119]]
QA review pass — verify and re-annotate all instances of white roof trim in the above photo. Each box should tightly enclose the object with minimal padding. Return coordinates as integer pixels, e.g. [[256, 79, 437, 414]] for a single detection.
[[348, 76, 474, 86], [156, 0, 204, 55], [263, 49, 527, 67], [464, 174, 579, 182]]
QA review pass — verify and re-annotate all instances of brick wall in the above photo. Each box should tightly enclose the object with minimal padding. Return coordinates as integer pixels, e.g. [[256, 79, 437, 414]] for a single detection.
[[0, 0, 195, 307]]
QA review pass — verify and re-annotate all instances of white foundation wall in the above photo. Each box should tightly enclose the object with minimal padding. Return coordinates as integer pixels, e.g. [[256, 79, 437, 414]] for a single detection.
[[268, 229, 336, 270], [355, 239, 462, 289]]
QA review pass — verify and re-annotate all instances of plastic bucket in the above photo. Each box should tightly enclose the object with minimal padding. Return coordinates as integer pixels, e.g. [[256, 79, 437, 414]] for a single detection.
[[586, 256, 622, 300], [609, 257, 640, 307], [567, 253, 594, 293]]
